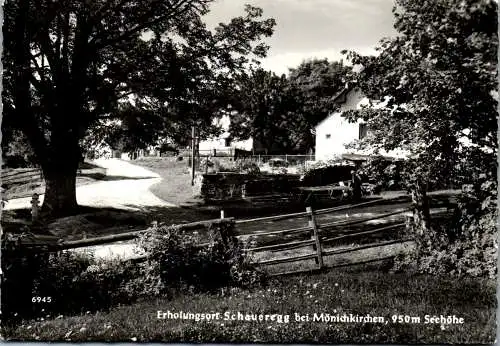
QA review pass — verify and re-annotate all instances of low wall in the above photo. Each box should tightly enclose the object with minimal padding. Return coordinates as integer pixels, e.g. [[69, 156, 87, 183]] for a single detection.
[[200, 173, 302, 203]]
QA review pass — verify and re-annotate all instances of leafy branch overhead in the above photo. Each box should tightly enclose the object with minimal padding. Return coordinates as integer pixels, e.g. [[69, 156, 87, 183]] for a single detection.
[[342, 0, 497, 186], [3, 0, 276, 216]]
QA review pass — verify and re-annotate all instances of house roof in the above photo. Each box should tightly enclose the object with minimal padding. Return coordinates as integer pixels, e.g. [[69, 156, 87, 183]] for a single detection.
[[314, 83, 362, 128], [331, 83, 356, 105]]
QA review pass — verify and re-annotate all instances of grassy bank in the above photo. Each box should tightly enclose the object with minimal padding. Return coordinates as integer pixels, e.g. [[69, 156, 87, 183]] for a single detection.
[[3, 269, 495, 344], [132, 157, 198, 206]]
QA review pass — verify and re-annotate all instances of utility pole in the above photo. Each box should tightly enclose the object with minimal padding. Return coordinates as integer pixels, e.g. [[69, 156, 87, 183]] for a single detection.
[[191, 126, 196, 186]]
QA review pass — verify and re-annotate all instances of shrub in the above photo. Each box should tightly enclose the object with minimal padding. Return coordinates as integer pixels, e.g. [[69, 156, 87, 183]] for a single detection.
[[393, 175, 497, 279], [134, 221, 266, 294], [1, 222, 266, 325], [33, 252, 139, 313], [1, 246, 48, 323], [239, 161, 260, 175], [2, 230, 146, 322], [1, 242, 141, 325], [359, 158, 404, 191], [301, 159, 354, 186]]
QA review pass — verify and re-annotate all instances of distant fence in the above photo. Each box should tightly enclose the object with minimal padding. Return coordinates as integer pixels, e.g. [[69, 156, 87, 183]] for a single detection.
[[1, 168, 44, 199], [2, 168, 43, 185], [189, 153, 316, 174]]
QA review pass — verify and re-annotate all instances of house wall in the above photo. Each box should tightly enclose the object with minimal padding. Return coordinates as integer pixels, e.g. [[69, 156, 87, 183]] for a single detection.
[[315, 88, 368, 161], [198, 114, 253, 153]]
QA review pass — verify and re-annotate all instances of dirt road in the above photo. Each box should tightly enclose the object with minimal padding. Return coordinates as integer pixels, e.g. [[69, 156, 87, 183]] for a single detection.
[[3, 158, 175, 211]]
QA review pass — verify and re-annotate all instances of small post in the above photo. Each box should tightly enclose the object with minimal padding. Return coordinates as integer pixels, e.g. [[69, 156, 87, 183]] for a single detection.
[[205, 156, 209, 174], [306, 206, 323, 269], [191, 126, 196, 186], [31, 193, 40, 223], [220, 210, 225, 219]]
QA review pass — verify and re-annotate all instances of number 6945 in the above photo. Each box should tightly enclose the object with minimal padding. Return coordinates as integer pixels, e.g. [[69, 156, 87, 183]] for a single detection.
[[32, 296, 52, 303]]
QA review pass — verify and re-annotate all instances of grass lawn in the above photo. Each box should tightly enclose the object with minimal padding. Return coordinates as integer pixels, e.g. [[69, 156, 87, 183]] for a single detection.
[[4, 268, 495, 344], [131, 157, 199, 206]]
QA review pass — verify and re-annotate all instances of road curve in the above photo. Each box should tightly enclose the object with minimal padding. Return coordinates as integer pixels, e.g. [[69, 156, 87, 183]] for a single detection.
[[3, 158, 175, 211]]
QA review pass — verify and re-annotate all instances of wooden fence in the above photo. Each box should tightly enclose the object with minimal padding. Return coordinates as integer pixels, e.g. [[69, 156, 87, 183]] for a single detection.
[[2, 168, 43, 186], [235, 201, 412, 276], [6, 196, 428, 278]]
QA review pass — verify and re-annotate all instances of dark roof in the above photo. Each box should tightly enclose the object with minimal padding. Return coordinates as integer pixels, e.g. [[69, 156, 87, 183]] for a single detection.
[[314, 82, 359, 126], [331, 82, 357, 104]]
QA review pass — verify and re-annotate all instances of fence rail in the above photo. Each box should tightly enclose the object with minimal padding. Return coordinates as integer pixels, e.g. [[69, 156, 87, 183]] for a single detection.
[[6, 195, 455, 276]]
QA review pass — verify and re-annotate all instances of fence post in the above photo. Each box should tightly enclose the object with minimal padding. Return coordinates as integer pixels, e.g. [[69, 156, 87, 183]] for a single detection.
[[191, 126, 196, 186], [306, 206, 323, 269], [31, 193, 40, 223]]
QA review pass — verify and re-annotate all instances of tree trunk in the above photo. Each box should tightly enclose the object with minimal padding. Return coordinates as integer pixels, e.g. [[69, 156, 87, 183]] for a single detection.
[[411, 179, 431, 236], [41, 158, 79, 218]]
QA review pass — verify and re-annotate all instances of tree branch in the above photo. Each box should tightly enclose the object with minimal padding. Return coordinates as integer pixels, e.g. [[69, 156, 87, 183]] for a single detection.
[[91, 0, 193, 49]]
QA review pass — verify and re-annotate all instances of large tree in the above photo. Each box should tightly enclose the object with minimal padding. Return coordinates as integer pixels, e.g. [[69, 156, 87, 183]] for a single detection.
[[229, 69, 307, 154], [3, 0, 275, 217], [343, 0, 497, 232], [229, 59, 351, 154]]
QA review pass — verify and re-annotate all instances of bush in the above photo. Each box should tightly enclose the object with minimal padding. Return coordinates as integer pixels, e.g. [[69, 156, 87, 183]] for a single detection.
[[239, 161, 260, 175], [1, 221, 266, 325], [359, 158, 404, 191], [135, 221, 266, 294], [301, 159, 354, 186], [1, 244, 140, 324], [393, 175, 497, 279]]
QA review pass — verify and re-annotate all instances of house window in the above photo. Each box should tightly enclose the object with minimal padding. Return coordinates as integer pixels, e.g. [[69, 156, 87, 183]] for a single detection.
[[225, 137, 232, 147], [359, 123, 368, 140], [325, 134, 331, 139]]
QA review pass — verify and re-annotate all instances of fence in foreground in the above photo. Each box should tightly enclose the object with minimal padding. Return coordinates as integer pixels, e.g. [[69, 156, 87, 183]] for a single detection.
[[234, 199, 412, 275], [7, 196, 429, 276]]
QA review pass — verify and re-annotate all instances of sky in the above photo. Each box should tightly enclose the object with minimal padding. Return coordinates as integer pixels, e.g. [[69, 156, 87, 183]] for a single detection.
[[203, 0, 398, 75]]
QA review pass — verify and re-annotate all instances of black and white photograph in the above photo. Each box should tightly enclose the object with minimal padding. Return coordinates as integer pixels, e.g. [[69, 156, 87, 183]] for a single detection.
[[0, 0, 498, 343]]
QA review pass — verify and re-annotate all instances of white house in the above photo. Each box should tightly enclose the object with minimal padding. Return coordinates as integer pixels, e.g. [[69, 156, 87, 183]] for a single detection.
[[198, 114, 253, 155], [314, 87, 408, 161]]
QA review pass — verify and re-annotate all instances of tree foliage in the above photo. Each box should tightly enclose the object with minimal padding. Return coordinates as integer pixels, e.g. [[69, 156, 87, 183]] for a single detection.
[[229, 69, 306, 154], [343, 0, 497, 187], [229, 59, 351, 154], [3, 0, 275, 216], [344, 0, 498, 277]]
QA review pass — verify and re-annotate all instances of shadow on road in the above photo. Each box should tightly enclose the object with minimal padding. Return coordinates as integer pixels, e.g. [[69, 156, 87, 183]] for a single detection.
[[77, 172, 159, 181]]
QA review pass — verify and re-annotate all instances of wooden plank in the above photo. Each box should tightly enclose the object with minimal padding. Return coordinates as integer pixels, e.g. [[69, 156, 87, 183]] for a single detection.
[[24, 218, 235, 252], [246, 239, 315, 252], [321, 222, 406, 244], [235, 225, 312, 238], [257, 253, 317, 266], [318, 209, 409, 229], [313, 197, 387, 216], [2, 174, 43, 185], [298, 185, 350, 192], [46, 229, 147, 250], [174, 217, 234, 231], [235, 210, 309, 225], [321, 238, 412, 256], [2, 168, 40, 178], [328, 255, 396, 269], [307, 206, 324, 269]]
